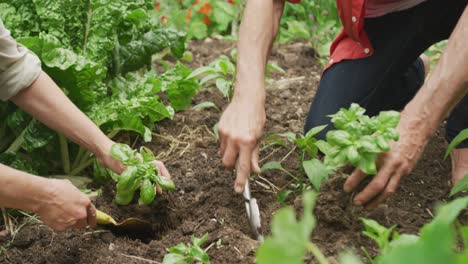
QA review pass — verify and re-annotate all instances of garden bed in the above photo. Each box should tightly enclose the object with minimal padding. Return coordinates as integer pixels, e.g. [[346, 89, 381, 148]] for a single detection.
[[1, 40, 460, 264]]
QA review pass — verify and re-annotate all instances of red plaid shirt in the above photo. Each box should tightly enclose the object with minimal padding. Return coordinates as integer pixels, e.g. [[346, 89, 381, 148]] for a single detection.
[[288, 0, 373, 70]]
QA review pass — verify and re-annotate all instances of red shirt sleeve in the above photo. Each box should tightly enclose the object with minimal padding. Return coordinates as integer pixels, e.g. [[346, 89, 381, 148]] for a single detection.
[[287, 0, 301, 3]]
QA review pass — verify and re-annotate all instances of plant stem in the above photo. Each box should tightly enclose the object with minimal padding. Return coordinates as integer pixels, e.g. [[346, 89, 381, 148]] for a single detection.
[[5, 128, 26, 153], [107, 130, 119, 139], [82, 0, 93, 55], [76, 150, 91, 170], [306, 242, 329, 264], [70, 158, 93, 176], [281, 168, 300, 182], [59, 134, 71, 174], [72, 146, 86, 170]]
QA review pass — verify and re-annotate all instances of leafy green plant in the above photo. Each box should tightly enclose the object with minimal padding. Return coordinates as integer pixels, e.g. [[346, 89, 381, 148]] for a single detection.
[[262, 104, 399, 191], [356, 197, 468, 264], [188, 49, 284, 101], [361, 219, 398, 252], [451, 175, 468, 197], [109, 143, 175, 205], [163, 233, 210, 264], [279, 0, 341, 64], [303, 104, 400, 190], [0, 0, 199, 179], [444, 128, 468, 196], [445, 128, 468, 159], [257, 191, 328, 264]]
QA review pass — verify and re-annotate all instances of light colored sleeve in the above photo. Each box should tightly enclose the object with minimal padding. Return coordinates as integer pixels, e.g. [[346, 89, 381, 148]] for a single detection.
[[0, 19, 41, 101]]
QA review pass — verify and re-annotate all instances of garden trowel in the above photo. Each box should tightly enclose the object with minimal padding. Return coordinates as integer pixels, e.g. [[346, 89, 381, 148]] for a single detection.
[[243, 179, 264, 242], [96, 209, 152, 233]]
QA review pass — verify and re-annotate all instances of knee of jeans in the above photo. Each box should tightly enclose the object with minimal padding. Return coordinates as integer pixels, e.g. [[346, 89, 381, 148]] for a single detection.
[[304, 112, 331, 141]]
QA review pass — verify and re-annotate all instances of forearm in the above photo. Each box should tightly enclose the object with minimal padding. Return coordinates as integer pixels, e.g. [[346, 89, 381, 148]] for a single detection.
[[234, 0, 285, 101], [0, 164, 52, 212], [403, 7, 468, 138], [10, 71, 113, 158]]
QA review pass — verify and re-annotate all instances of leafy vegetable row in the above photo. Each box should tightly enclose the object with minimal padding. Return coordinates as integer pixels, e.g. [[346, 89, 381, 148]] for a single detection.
[[0, 0, 199, 179]]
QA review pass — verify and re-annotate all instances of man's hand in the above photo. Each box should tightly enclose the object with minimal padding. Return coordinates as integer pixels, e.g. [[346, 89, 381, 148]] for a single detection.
[[35, 179, 97, 231], [343, 111, 432, 208], [219, 96, 265, 193]]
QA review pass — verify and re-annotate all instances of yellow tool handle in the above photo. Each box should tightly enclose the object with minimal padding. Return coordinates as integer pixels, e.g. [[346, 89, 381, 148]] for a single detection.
[[96, 209, 117, 225]]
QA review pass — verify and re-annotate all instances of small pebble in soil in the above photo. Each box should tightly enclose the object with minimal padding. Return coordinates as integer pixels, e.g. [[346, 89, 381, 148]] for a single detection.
[[100, 232, 115, 243]]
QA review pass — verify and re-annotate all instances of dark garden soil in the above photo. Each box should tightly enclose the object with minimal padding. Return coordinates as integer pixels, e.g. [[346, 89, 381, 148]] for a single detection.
[[1, 39, 465, 264]]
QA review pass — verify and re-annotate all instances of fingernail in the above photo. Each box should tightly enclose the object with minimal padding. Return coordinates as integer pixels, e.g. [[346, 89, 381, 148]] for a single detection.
[[234, 183, 243, 193], [343, 185, 351, 193], [354, 200, 362, 206]]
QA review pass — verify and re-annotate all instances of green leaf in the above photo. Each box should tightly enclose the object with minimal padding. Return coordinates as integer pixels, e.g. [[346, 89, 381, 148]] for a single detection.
[[138, 179, 156, 205], [346, 146, 360, 165], [192, 102, 219, 111], [155, 176, 176, 191], [256, 191, 317, 264], [315, 140, 333, 156], [450, 174, 468, 196], [358, 153, 377, 175], [192, 233, 209, 247], [445, 128, 468, 159], [361, 218, 397, 251], [326, 130, 352, 146], [277, 190, 292, 205], [266, 63, 286, 75], [305, 125, 327, 138], [140, 146, 155, 163], [215, 78, 232, 98], [261, 161, 283, 172], [303, 159, 329, 190], [189, 21, 208, 39], [378, 197, 468, 263], [110, 143, 138, 164], [162, 253, 185, 264], [186, 66, 215, 80], [338, 250, 364, 264]]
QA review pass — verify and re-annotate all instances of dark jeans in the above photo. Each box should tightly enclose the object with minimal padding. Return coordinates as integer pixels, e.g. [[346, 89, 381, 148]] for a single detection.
[[305, 0, 468, 148]]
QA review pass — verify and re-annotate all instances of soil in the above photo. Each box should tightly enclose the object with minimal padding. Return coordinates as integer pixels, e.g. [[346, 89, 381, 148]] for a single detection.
[[1, 39, 465, 264]]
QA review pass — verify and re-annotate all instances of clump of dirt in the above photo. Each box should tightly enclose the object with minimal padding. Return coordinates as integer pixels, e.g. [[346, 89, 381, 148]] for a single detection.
[[1, 39, 461, 264]]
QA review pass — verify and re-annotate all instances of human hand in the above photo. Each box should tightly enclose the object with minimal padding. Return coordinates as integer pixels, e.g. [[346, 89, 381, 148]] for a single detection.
[[97, 140, 171, 194], [218, 95, 265, 193], [35, 179, 96, 231], [343, 111, 433, 208]]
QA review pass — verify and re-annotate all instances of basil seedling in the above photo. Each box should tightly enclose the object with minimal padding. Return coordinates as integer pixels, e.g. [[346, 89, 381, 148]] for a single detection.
[[111, 143, 175, 205]]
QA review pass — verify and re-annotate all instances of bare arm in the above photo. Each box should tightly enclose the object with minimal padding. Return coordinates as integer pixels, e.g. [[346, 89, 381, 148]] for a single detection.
[[234, 0, 285, 100], [219, 0, 285, 193], [10, 71, 119, 170], [10, 70, 173, 177], [404, 7, 468, 134], [0, 163, 95, 231], [345, 7, 468, 207]]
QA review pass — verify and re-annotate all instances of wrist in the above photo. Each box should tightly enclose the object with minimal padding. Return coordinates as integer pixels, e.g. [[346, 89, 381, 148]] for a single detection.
[[92, 137, 115, 162], [400, 102, 438, 141], [27, 177, 57, 213], [232, 80, 266, 104]]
